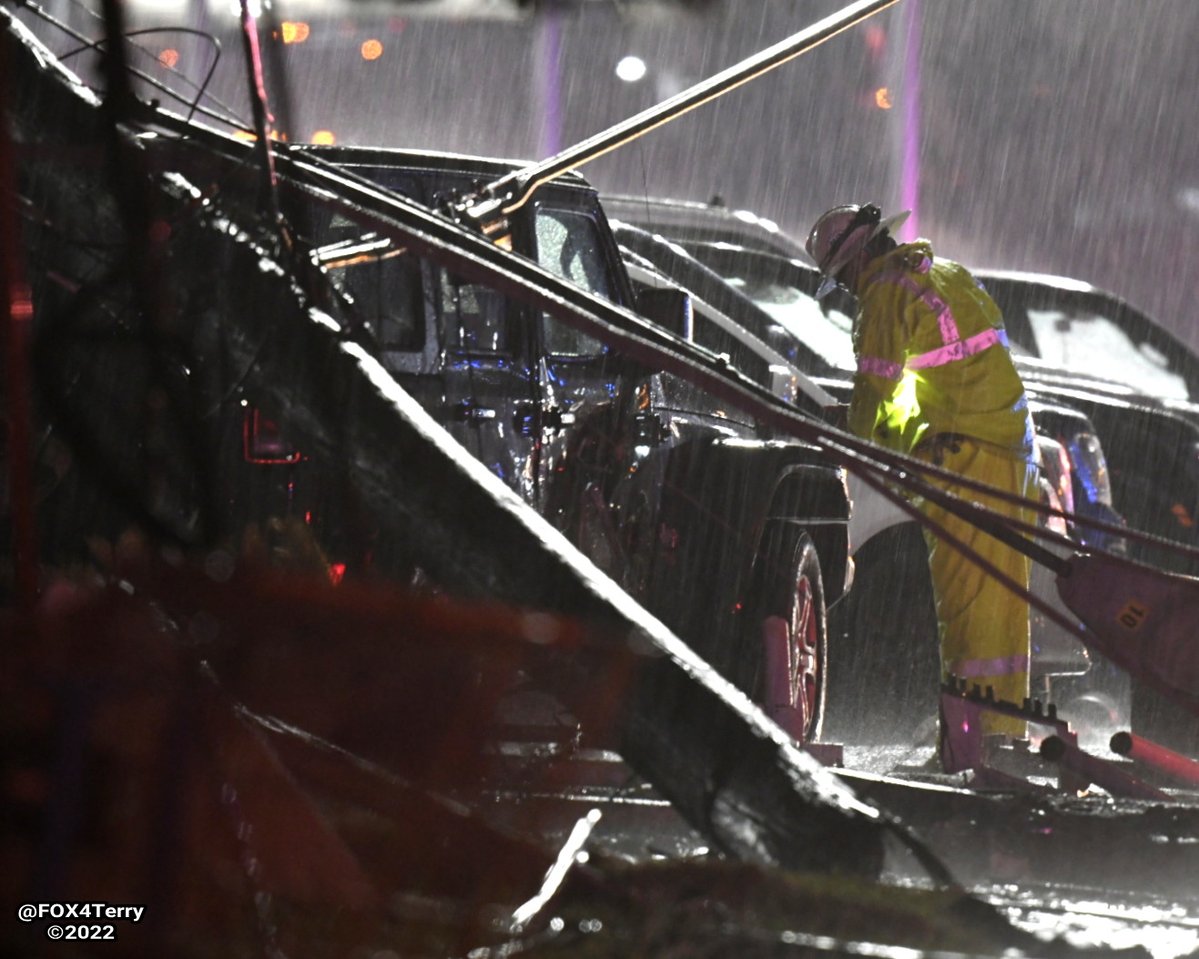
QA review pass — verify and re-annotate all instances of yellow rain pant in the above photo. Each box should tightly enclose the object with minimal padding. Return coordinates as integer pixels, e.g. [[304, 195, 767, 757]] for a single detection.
[[916, 437, 1039, 738]]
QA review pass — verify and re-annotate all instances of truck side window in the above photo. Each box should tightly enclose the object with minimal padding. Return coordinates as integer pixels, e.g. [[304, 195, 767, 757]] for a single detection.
[[333, 253, 423, 351], [440, 269, 509, 353], [317, 219, 424, 352], [535, 208, 611, 357]]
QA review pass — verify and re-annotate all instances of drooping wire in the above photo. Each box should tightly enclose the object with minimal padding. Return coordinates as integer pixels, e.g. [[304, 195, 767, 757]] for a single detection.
[[17, 0, 249, 131], [814, 412, 1199, 570], [60, 26, 226, 127]]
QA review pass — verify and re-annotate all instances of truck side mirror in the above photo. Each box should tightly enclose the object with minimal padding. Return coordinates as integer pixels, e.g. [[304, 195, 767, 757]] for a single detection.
[[636, 287, 693, 341]]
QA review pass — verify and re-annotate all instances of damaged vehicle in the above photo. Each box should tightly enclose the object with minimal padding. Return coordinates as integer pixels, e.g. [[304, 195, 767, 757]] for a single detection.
[[296, 144, 855, 744]]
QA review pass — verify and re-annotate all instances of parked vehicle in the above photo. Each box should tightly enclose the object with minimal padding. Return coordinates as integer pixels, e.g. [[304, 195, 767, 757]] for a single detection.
[[973, 270, 1199, 407], [605, 194, 808, 259], [970, 271, 1199, 568]]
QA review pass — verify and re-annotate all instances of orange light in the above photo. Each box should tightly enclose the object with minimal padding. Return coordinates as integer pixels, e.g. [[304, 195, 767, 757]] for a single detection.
[[873, 86, 893, 110], [361, 38, 384, 61], [310, 129, 336, 145], [281, 21, 310, 44], [233, 129, 258, 141], [158, 47, 180, 69]]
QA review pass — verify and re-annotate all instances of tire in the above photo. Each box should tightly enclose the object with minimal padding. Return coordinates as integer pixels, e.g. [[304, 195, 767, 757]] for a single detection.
[[741, 525, 828, 744]]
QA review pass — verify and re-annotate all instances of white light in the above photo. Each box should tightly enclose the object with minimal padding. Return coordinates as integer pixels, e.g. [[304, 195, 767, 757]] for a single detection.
[[615, 55, 647, 83], [226, 0, 262, 17], [1178, 185, 1199, 214]]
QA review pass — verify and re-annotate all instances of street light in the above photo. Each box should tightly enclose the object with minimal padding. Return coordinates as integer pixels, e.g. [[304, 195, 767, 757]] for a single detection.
[[615, 55, 647, 83]]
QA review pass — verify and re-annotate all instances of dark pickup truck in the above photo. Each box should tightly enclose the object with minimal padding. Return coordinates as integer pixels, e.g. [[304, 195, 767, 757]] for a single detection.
[[188, 144, 855, 746], [311, 147, 859, 742]]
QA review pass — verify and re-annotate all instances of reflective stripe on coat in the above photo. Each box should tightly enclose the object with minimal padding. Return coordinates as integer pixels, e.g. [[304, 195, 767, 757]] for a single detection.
[[847, 241, 1034, 458]]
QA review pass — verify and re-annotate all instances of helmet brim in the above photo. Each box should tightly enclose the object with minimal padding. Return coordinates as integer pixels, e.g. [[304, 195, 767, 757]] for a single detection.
[[875, 209, 911, 243]]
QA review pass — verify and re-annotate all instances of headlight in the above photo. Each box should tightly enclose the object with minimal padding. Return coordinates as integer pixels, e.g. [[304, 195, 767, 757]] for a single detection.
[[1066, 432, 1114, 508], [1034, 435, 1071, 535]]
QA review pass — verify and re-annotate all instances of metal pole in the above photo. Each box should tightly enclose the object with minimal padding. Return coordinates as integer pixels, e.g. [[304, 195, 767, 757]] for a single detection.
[[237, 0, 282, 226], [460, 0, 904, 228], [1110, 731, 1199, 787], [534, 7, 565, 159]]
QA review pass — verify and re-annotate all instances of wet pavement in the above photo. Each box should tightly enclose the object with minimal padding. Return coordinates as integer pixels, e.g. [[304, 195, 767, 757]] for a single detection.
[[475, 686, 1199, 957]]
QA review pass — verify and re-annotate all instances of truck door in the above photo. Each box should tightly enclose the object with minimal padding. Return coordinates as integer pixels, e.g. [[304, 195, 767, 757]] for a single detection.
[[315, 211, 539, 509], [435, 265, 542, 504], [528, 203, 628, 521]]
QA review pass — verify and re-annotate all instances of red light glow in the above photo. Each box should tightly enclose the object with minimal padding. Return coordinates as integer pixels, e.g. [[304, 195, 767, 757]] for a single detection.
[[864, 23, 886, 56], [11, 285, 33, 322]]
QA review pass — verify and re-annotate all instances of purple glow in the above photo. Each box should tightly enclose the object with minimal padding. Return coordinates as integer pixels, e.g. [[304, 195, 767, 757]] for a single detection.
[[898, 0, 922, 241], [536, 12, 563, 158]]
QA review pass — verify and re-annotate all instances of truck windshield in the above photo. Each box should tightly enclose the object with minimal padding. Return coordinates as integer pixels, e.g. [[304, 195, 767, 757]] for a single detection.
[[1026, 308, 1191, 400], [721, 271, 857, 372]]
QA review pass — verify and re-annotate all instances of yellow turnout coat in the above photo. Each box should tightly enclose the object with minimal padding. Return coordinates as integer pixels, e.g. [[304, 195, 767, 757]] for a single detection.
[[848, 241, 1038, 738]]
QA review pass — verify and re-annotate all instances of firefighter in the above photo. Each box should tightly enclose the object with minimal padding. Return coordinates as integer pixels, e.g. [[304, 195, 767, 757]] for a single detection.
[[805, 203, 1038, 761]]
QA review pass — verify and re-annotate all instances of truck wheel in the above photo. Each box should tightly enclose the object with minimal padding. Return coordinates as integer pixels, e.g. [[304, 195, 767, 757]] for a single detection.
[[743, 525, 828, 744]]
